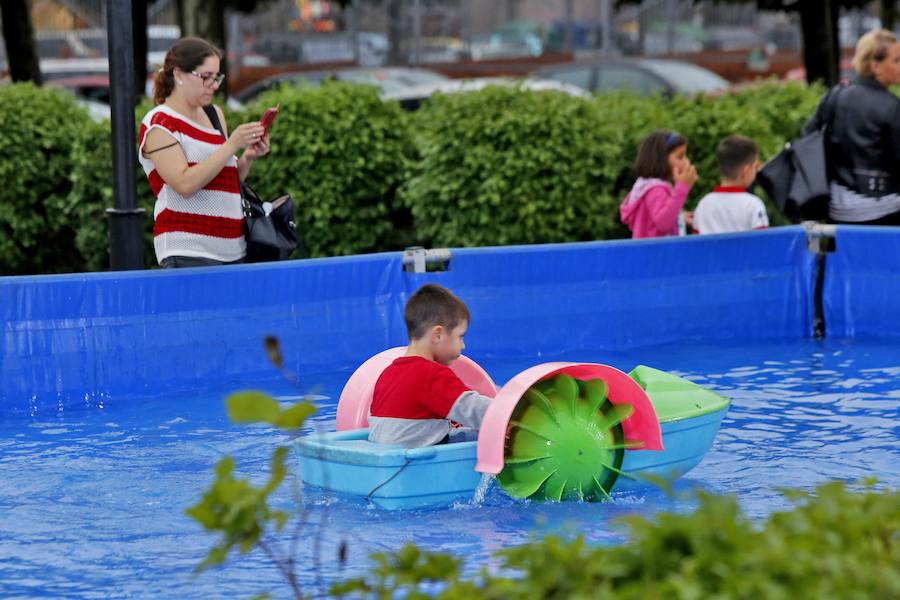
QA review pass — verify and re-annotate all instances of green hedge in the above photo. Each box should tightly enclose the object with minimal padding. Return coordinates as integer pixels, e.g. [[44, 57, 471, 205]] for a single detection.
[[248, 81, 417, 257], [0, 84, 96, 274], [1, 81, 826, 274], [68, 98, 158, 271], [332, 481, 900, 599], [404, 85, 626, 246]]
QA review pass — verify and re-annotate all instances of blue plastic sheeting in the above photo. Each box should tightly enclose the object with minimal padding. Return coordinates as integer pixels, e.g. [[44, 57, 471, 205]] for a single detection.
[[1, 227, 814, 415], [824, 225, 900, 339], [1, 254, 407, 416], [408, 227, 815, 359]]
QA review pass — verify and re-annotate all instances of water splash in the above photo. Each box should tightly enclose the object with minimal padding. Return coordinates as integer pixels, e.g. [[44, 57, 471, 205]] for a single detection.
[[472, 473, 494, 505]]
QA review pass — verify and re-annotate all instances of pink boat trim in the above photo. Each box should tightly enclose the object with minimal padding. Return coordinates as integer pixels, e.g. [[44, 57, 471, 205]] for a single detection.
[[335, 347, 498, 431]]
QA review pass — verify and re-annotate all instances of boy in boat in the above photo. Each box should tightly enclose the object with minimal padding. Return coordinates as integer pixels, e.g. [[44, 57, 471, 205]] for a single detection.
[[368, 283, 492, 448]]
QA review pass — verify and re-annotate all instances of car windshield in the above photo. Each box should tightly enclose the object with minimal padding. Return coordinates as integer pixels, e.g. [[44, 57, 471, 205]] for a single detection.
[[640, 60, 729, 93]]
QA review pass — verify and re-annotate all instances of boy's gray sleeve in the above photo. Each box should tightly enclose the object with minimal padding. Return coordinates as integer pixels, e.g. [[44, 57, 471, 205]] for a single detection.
[[447, 391, 492, 430]]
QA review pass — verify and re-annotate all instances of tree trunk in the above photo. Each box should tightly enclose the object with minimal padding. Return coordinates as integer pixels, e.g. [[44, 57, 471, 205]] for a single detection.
[[799, 0, 839, 86], [176, 0, 229, 96], [883, 0, 897, 32], [133, 0, 148, 101], [1, 0, 42, 84]]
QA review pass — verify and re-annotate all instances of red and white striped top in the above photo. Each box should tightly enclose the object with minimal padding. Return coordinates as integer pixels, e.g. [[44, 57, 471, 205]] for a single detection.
[[138, 105, 246, 264]]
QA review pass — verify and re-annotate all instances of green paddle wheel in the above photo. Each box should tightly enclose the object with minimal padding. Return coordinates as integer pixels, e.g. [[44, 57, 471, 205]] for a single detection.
[[496, 373, 640, 502]]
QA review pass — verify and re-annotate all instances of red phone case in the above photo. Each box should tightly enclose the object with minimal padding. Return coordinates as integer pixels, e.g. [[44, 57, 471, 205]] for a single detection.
[[260, 104, 279, 134]]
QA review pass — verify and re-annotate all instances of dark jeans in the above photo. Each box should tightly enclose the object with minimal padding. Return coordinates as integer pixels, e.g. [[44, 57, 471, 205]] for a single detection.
[[160, 256, 245, 268], [437, 427, 479, 444]]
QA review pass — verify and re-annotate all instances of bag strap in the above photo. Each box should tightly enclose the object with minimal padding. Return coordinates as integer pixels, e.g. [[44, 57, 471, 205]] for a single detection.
[[202, 104, 225, 137], [203, 105, 254, 216], [820, 83, 845, 133]]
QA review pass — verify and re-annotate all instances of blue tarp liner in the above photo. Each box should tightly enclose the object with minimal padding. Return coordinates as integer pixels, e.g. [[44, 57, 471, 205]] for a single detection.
[[824, 225, 900, 339], [1, 226, 816, 415]]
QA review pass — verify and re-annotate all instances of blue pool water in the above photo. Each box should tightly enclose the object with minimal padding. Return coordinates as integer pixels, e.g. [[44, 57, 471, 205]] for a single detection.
[[1, 338, 899, 598]]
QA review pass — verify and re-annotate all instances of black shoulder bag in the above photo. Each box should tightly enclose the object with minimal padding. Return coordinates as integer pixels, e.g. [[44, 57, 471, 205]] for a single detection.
[[757, 84, 843, 222], [202, 105, 300, 262]]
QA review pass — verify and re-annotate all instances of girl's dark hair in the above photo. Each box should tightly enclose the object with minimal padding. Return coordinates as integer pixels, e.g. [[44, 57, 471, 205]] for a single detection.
[[152, 37, 222, 105], [404, 284, 470, 340], [633, 129, 687, 180]]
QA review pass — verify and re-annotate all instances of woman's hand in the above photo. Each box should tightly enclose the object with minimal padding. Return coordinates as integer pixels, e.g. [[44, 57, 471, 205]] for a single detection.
[[674, 162, 698, 186], [228, 122, 266, 154], [241, 133, 270, 162]]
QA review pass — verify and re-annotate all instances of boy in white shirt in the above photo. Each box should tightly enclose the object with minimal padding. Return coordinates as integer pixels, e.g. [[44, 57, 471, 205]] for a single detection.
[[694, 135, 770, 234]]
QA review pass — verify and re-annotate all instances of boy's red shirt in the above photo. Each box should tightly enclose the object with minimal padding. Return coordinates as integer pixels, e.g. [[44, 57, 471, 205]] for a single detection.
[[370, 356, 470, 419]]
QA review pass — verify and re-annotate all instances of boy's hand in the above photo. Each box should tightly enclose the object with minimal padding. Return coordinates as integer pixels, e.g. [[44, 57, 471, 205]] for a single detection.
[[674, 162, 698, 186]]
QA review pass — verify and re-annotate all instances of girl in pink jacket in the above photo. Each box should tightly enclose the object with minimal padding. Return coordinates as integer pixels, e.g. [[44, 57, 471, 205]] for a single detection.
[[620, 130, 698, 239]]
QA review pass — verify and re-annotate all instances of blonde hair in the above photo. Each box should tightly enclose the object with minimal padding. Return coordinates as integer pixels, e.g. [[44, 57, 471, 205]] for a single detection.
[[853, 29, 898, 77]]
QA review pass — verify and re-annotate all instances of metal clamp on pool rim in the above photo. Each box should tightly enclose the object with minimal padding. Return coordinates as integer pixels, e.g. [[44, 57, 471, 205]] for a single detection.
[[803, 221, 836, 254], [403, 246, 452, 273]]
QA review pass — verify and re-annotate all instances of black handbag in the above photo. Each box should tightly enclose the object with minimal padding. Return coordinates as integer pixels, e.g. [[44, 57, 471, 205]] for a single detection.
[[240, 182, 301, 262], [757, 85, 842, 222], [202, 105, 300, 262]]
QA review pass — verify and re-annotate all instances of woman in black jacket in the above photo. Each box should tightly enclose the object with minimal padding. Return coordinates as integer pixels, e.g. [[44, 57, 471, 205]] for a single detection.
[[804, 29, 900, 224]]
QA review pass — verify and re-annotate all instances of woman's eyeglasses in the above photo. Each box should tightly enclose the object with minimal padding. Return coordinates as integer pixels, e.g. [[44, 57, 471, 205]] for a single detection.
[[189, 71, 225, 87]]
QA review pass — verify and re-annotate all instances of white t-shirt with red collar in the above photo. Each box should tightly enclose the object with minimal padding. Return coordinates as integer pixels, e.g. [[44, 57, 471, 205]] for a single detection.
[[693, 186, 769, 235]]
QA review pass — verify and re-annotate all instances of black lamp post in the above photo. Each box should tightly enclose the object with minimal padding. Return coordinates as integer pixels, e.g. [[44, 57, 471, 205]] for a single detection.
[[106, 0, 146, 270]]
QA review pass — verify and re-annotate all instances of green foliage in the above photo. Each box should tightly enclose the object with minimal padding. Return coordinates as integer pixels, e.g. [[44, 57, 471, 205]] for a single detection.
[[226, 390, 316, 429], [404, 85, 627, 246], [187, 370, 316, 596], [332, 480, 900, 599], [403, 82, 824, 247], [68, 116, 115, 272], [331, 543, 468, 599], [186, 447, 291, 571], [2, 81, 831, 273], [67, 98, 161, 271], [247, 81, 417, 257], [0, 83, 94, 274]]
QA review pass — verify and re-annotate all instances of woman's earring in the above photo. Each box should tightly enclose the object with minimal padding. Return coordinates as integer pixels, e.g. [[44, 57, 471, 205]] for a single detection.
[[177, 80, 183, 85]]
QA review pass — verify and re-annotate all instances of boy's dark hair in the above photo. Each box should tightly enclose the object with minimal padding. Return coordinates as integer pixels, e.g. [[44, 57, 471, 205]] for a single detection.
[[716, 135, 759, 180], [634, 129, 687, 180], [405, 284, 470, 340]]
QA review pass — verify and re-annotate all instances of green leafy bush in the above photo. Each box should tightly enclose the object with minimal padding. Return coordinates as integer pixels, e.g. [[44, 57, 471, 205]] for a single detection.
[[333, 480, 900, 599], [0, 83, 95, 274], [404, 85, 626, 247], [2, 82, 829, 273], [68, 98, 159, 271], [247, 81, 417, 257], [67, 117, 114, 272]]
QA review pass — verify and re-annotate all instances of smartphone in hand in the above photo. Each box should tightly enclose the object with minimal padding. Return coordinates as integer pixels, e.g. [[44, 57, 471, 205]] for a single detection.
[[259, 103, 280, 136]]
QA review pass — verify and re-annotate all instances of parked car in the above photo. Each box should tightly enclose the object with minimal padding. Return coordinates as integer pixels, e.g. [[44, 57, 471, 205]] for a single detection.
[[532, 58, 730, 96], [45, 74, 111, 104], [381, 77, 589, 111], [233, 67, 450, 105]]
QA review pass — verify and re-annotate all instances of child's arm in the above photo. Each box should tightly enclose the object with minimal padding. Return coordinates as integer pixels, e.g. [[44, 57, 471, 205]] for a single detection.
[[447, 391, 492, 430], [646, 182, 691, 235]]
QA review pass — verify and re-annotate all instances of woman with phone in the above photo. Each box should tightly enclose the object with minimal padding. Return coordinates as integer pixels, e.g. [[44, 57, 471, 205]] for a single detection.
[[138, 37, 270, 268]]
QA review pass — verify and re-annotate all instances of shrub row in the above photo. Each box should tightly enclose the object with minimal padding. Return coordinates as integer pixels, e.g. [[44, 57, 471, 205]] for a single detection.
[[0, 80, 823, 275], [332, 481, 900, 599]]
